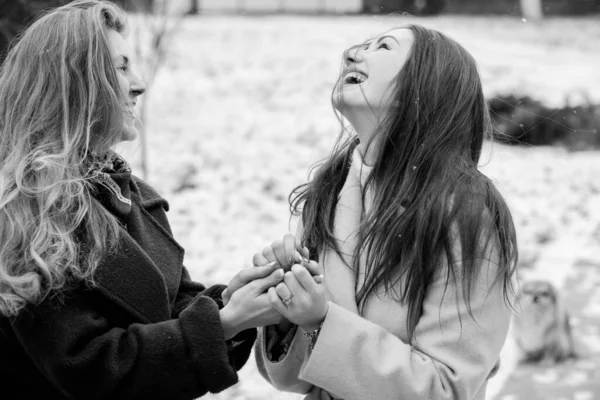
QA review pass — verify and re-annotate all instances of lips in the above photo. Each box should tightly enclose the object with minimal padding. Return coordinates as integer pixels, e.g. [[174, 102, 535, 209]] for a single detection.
[[343, 69, 368, 85], [124, 103, 137, 119]]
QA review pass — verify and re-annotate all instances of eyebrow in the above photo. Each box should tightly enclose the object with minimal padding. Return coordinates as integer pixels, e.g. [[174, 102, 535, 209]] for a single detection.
[[364, 35, 400, 47]]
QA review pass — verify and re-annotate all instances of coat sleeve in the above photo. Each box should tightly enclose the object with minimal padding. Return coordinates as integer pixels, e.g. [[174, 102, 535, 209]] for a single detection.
[[297, 254, 513, 400], [171, 270, 257, 373], [255, 324, 314, 394], [171, 265, 209, 317], [10, 286, 242, 400]]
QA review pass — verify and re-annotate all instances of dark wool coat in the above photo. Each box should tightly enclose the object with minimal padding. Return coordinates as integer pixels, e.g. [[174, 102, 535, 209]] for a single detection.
[[0, 176, 256, 400]]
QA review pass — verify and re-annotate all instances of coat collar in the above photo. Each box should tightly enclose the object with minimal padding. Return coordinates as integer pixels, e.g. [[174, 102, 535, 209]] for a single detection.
[[94, 177, 183, 324], [130, 176, 170, 212]]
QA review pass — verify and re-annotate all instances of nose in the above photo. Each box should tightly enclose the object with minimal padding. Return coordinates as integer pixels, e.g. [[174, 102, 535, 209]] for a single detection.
[[344, 45, 364, 65], [130, 72, 146, 98]]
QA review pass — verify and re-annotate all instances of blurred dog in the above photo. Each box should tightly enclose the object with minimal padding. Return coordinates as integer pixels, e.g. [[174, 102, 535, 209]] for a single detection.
[[512, 279, 577, 365]]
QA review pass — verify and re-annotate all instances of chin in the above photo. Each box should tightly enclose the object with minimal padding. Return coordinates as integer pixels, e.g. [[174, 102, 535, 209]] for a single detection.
[[120, 128, 138, 143], [336, 91, 372, 112]]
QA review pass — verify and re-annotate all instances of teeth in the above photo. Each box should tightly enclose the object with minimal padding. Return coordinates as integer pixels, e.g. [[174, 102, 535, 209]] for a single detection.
[[345, 72, 367, 84]]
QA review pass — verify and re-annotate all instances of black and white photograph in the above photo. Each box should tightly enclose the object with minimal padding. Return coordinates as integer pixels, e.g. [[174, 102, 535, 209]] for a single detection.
[[0, 0, 599, 399]]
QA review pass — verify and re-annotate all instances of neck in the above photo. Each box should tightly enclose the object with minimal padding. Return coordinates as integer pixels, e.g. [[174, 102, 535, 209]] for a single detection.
[[345, 111, 379, 166]]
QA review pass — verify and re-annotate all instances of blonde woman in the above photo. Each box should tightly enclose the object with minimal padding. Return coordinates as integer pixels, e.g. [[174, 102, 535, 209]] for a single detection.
[[250, 25, 519, 400], [0, 2, 285, 399]]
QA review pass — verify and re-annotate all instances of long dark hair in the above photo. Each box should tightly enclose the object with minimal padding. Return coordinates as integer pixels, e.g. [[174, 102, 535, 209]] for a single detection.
[[290, 25, 518, 342]]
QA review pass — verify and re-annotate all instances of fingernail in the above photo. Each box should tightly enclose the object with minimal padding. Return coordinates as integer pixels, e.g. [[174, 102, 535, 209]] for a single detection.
[[295, 251, 302, 263], [266, 261, 277, 268], [301, 258, 311, 268], [276, 269, 284, 278], [314, 274, 324, 284]]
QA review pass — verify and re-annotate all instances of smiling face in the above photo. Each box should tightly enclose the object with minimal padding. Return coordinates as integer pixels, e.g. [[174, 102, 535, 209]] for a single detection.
[[105, 29, 146, 143], [334, 28, 414, 121]]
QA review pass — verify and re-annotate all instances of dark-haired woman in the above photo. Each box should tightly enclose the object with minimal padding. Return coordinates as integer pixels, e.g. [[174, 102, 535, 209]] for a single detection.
[[253, 25, 519, 400], [0, 2, 286, 399]]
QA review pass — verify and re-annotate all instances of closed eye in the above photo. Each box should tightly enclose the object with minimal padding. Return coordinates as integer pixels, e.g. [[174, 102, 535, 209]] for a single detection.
[[378, 43, 391, 50]]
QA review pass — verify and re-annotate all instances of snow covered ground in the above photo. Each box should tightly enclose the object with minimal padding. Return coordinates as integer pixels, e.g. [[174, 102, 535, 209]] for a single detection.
[[117, 13, 600, 400]]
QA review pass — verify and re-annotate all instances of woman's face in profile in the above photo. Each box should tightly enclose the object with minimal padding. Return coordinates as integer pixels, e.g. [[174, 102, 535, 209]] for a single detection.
[[335, 28, 414, 119], [106, 29, 146, 143]]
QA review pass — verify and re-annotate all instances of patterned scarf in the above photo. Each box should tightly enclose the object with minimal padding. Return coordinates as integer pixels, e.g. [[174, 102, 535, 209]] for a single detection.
[[86, 151, 132, 223]]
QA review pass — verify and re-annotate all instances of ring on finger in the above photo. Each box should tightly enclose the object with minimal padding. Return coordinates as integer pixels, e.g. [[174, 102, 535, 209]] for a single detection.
[[281, 294, 294, 305]]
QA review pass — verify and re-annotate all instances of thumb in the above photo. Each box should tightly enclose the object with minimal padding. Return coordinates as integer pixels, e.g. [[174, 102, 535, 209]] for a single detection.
[[221, 288, 230, 305], [253, 268, 285, 293]]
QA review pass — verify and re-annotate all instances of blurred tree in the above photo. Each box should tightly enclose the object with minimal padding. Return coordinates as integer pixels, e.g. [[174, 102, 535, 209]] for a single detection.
[[520, 0, 543, 19], [129, 0, 182, 178], [416, 0, 446, 14], [567, 0, 600, 13], [187, 0, 199, 15], [363, 0, 445, 15], [363, 0, 410, 13]]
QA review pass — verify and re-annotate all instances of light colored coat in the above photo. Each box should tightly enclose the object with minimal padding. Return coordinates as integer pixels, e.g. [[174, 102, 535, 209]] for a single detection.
[[255, 151, 514, 400]]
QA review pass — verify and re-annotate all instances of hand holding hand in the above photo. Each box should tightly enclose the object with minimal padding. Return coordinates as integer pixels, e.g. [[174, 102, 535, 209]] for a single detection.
[[222, 261, 279, 306], [220, 268, 285, 339], [268, 263, 328, 332]]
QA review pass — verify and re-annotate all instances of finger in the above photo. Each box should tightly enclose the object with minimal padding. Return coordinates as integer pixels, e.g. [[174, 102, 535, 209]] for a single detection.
[[313, 274, 324, 284], [296, 238, 310, 259], [268, 287, 288, 315], [271, 240, 289, 269], [283, 269, 305, 297], [302, 260, 323, 276], [275, 282, 292, 302], [252, 268, 285, 293], [252, 252, 270, 267], [262, 245, 278, 264], [236, 261, 277, 286], [283, 234, 300, 265], [292, 264, 318, 293]]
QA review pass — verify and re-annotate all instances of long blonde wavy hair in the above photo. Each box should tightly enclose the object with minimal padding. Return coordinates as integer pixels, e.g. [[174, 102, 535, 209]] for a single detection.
[[0, 1, 129, 316]]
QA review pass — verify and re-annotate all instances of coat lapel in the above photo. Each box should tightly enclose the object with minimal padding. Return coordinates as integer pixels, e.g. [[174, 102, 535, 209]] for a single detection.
[[94, 179, 184, 324]]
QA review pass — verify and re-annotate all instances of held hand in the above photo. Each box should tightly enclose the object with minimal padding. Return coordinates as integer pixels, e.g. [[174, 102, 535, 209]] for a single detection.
[[222, 261, 279, 306], [268, 264, 328, 332], [256, 233, 309, 272], [220, 269, 286, 339]]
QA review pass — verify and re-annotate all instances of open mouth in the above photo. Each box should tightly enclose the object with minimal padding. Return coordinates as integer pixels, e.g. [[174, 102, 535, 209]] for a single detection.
[[344, 71, 367, 85]]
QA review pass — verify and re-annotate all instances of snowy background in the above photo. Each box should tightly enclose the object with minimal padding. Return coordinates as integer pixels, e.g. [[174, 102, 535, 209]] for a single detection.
[[116, 12, 600, 400]]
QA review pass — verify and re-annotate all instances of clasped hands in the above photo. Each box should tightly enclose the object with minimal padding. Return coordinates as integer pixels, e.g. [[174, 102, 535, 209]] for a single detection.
[[221, 234, 328, 336]]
